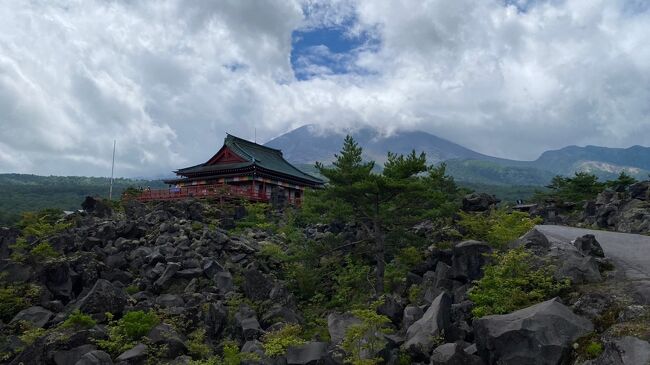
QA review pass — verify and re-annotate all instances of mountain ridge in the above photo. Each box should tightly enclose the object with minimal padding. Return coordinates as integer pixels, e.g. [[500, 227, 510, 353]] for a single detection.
[[265, 125, 650, 185]]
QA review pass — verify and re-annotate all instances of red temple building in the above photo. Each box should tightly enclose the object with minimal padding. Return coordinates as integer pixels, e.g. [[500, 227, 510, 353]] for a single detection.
[[136, 134, 324, 205]]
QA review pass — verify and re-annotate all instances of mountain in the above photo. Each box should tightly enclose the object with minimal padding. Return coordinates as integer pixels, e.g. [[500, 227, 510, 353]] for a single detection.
[[265, 125, 650, 186], [264, 125, 490, 164], [532, 145, 650, 178]]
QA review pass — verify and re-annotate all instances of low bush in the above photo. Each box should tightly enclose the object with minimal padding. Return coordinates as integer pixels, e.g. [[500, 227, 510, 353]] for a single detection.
[[584, 341, 604, 359], [18, 326, 46, 346], [97, 311, 160, 356], [258, 243, 288, 262], [29, 242, 60, 260], [459, 209, 542, 249], [0, 280, 41, 323], [330, 256, 372, 309], [187, 340, 260, 365], [262, 324, 305, 357], [60, 310, 96, 329], [384, 246, 423, 293], [187, 328, 212, 360], [342, 309, 392, 365], [234, 203, 276, 233], [468, 248, 570, 317], [125, 285, 140, 295]]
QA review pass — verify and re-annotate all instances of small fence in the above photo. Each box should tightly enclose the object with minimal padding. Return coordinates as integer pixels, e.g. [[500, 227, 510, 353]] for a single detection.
[[126, 183, 301, 206]]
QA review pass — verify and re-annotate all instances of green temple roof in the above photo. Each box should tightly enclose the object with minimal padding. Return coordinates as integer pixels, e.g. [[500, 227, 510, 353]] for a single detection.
[[176, 134, 324, 185]]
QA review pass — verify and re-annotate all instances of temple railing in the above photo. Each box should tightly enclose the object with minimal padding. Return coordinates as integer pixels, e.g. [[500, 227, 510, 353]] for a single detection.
[[125, 183, 301, 206]]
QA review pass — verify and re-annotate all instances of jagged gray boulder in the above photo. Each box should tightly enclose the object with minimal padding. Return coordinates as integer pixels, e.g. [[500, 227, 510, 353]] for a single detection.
[[510, 228, 551, 255], [75, 350, 113, 365], [551, 248, 602, 284], [286, 342, 328, 364], [327, 312, 361, 344], [53, 344, 96, 365], [429, 343, 482, 365], [43, 261, 74, 301], [402, 305, 424, 331], [462, 193, 499, 212], [403, 292, 452, 358], [148, 324, 187, 358], [81, 196, 113, 218], [76, 279, 128, 321], [451, 240, 492, 282], [205, 302, 227, 338], [235, 306, 264, 341], [243, 269, 272, 301], [11, 306, 53, 328], [153, 262, 180, 292], [377, 294, 406, 325], [213, 270, 234, 294], [116, 343, 147, 363], [474, 298, 593, 365], [573, 234, 605, 257]]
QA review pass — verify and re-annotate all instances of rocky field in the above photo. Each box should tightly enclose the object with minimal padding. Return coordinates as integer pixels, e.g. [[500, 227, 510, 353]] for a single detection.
[[0, 196, 649, 365]]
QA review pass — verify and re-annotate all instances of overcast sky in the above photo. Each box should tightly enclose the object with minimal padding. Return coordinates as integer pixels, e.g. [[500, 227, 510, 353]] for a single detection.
[[0, 0, 649, 177]]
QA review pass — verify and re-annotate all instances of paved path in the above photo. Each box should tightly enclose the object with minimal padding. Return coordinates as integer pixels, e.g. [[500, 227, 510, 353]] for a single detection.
[[536, 225, 650, 303]]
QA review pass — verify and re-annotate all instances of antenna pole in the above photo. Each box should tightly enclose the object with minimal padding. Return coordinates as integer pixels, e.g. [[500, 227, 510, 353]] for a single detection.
[[109, 139, 116, 200]]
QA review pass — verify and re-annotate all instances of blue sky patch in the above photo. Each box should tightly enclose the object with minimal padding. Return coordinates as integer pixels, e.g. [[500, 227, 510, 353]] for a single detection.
[[291, 24, 379, 80]]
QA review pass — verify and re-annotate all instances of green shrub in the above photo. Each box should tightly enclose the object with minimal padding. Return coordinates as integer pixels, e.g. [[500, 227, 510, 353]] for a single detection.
[[17, 210, 70, 239], [188, 340, 259, 365], [125, 285, 140, 295], [341, 309, 392, 365], [30, 242, 60, 260], [468, 248, 570, 317], [585, 341, 604, 359], [407, 285, 422, 305], [330, 256, 372, 309], [534, 173, 605, 203], [0, 281, 41, 322], [384, 247, 423, 292], [262, 324, 305, 357], [60, 310, 96, 329], [119, 310, 160, 340], [97, 311, 160, 356], [191, 222, 203, 232], [18, 327, 46, 345], [8, 237, 29, 262], [234, 203, 276, 233], [459, 209, 542, 249], [221, 340, 242, 365], [259, 243, 288, 262], [187, 328, 212, 359]]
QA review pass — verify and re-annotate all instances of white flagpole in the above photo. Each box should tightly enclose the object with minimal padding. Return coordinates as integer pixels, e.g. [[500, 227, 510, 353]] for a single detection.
[[109, 139, 116, 200]]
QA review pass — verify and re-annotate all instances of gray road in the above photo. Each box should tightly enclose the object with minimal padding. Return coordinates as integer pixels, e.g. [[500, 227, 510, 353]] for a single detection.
[[536, 225, 650, 303]]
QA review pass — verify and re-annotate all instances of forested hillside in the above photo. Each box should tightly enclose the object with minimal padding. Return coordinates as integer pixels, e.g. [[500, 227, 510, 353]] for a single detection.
[[0, 174, 164, 225]]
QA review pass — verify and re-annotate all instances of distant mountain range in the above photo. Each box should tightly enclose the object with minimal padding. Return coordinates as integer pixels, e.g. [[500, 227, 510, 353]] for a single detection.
[[265, 125, 650, 186]]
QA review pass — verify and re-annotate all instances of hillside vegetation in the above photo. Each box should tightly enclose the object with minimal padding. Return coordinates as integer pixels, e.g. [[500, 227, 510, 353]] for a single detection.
[[0, 174, 164, 225]]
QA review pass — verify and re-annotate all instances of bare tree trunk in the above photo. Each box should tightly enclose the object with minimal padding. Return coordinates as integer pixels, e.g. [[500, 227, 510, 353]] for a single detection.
[[373, 196, 385, 296]]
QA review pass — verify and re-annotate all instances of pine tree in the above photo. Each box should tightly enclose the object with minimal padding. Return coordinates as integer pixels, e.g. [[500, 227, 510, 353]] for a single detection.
[[314, 136, 460, 295]]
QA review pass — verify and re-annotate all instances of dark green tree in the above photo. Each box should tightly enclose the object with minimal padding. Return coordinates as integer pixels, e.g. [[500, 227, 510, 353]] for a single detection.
[[542, 172, 604, 202], [314, 136, 460, 295], [605, 171, 637, 189]]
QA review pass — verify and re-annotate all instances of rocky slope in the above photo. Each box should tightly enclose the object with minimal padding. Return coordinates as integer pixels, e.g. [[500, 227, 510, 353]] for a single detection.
[[531, 181, 650, 235], [0, 197, 648, 364]]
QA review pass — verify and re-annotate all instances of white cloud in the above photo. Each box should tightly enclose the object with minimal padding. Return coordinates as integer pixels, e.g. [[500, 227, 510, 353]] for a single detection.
[[0, 0, 648, 177]]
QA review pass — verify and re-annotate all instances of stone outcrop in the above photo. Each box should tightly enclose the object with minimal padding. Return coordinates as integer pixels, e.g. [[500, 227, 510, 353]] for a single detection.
[[462, 193, 500, 212], [474, 298, 593, 365], [403, 292, 452, 359]]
